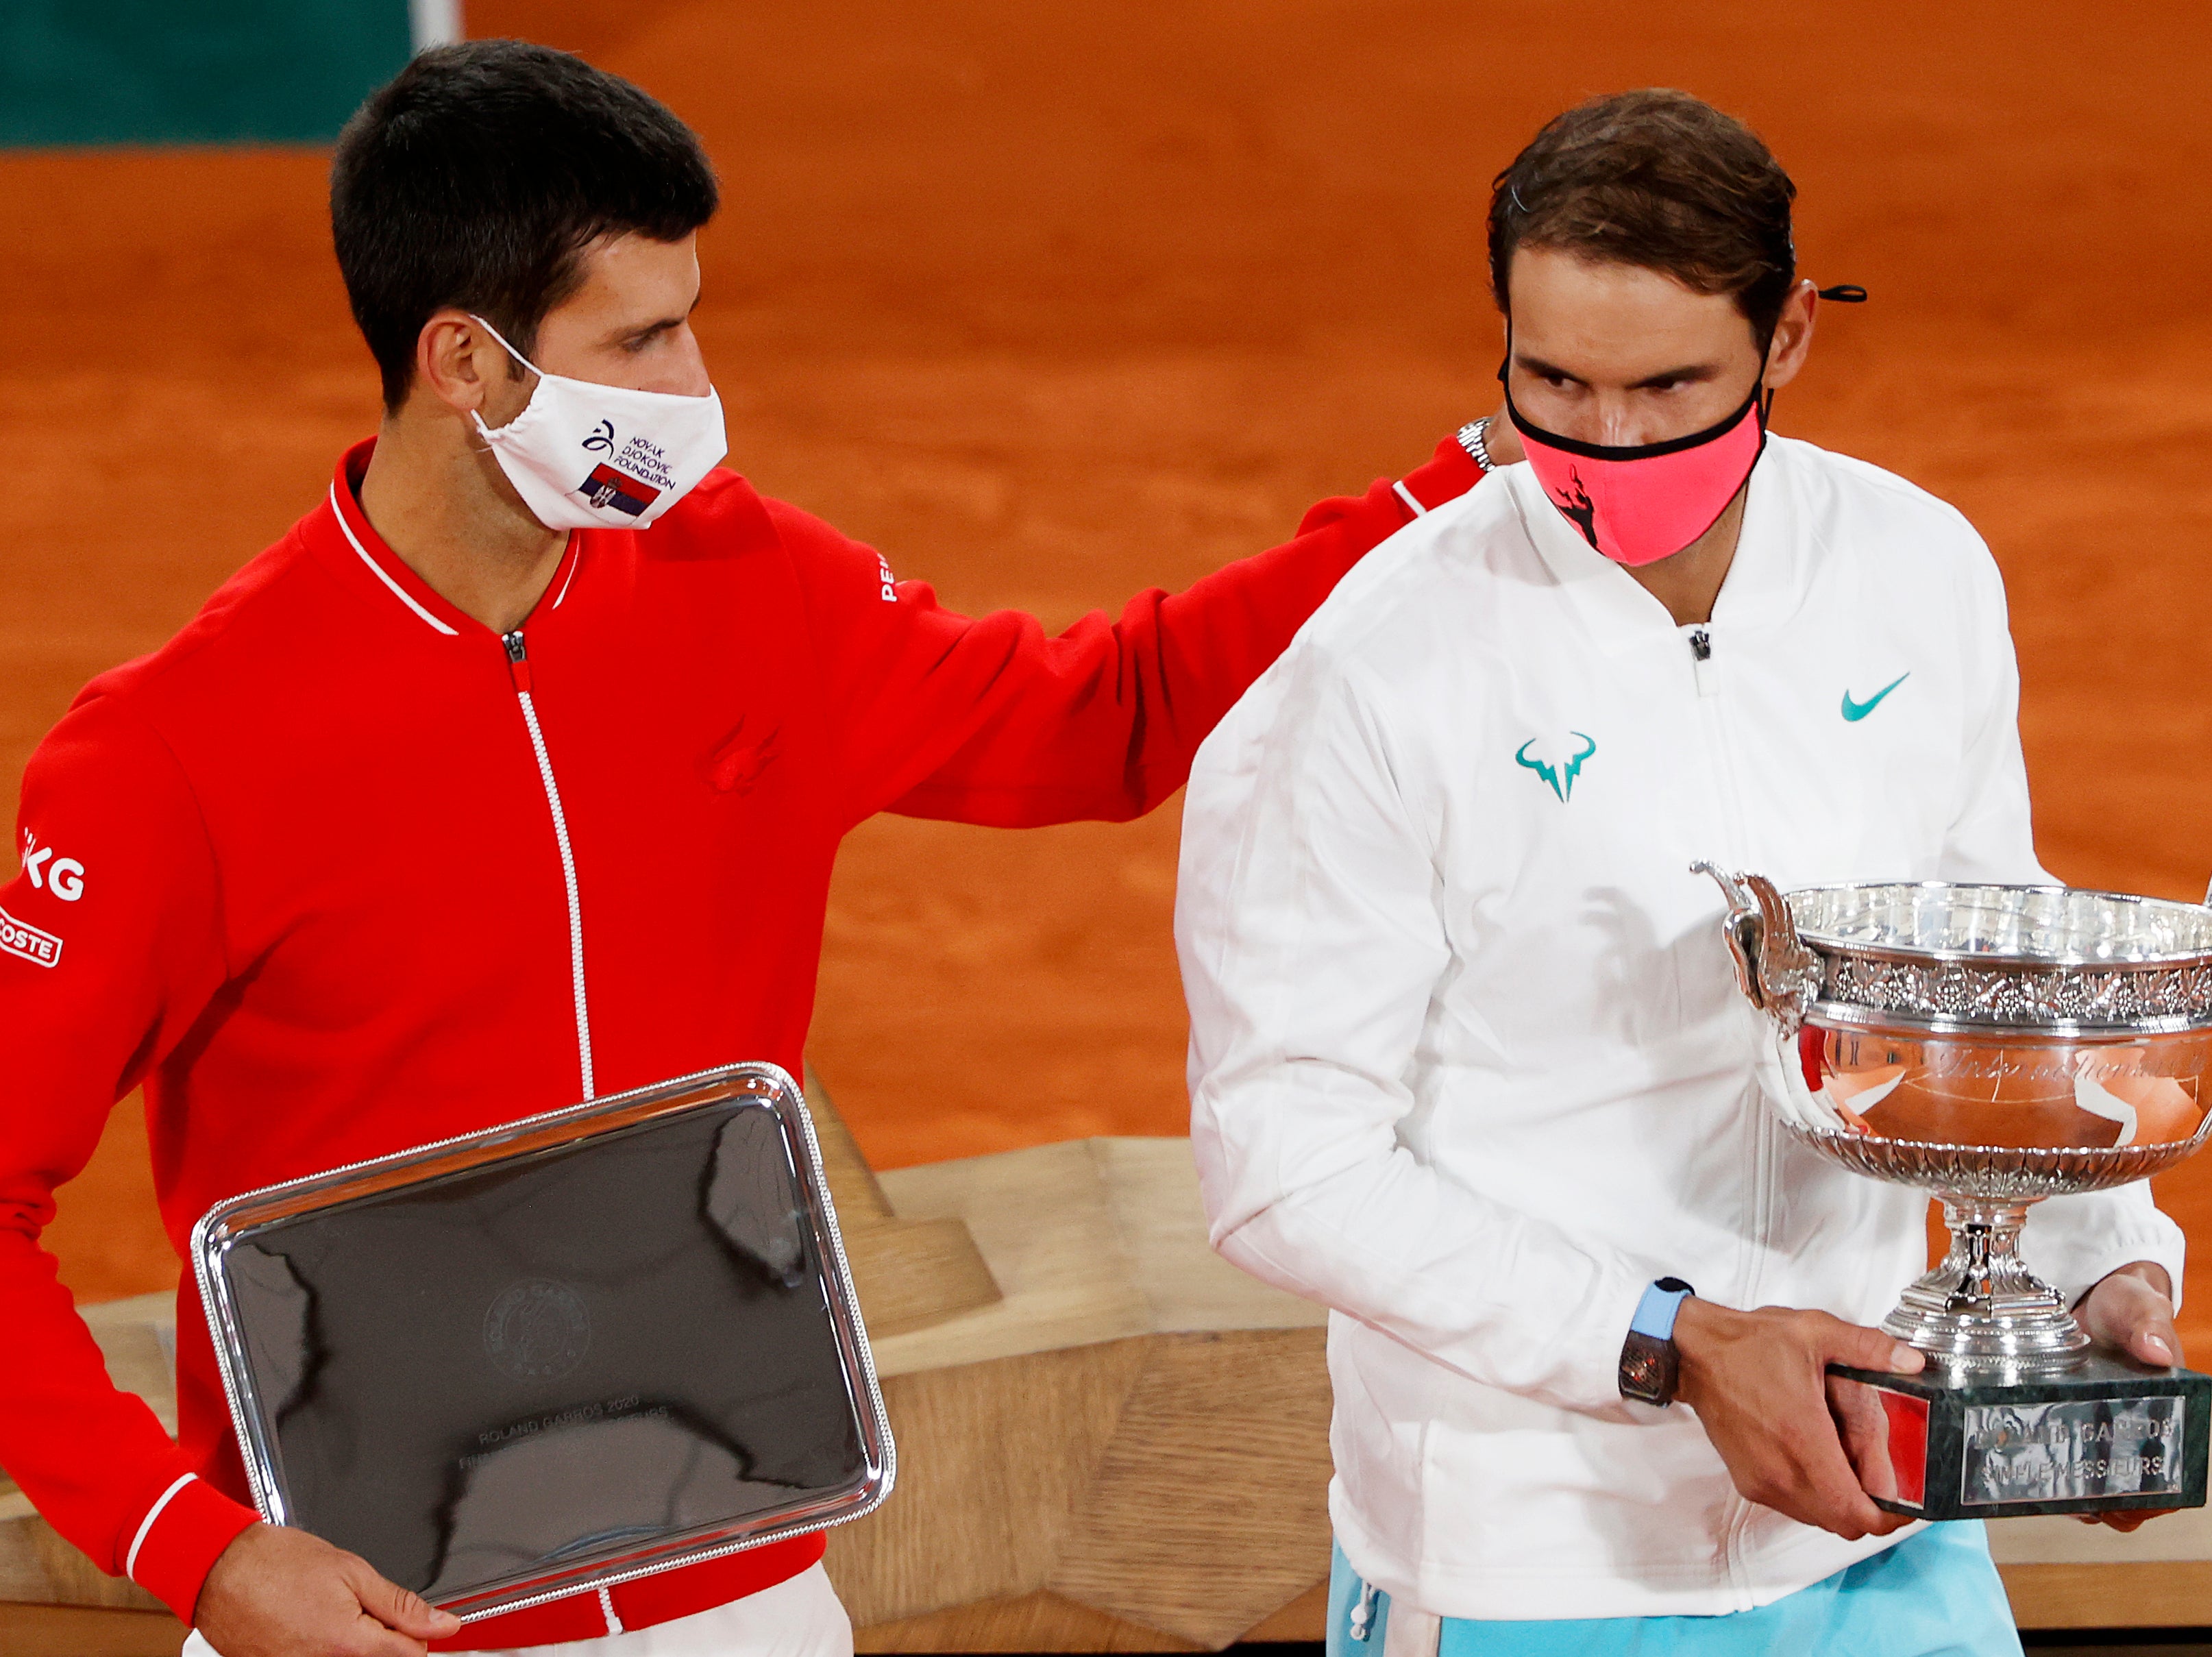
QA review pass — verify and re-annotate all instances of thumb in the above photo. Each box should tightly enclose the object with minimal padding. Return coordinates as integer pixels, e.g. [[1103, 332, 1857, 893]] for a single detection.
[[342, 1556, 463, 1641], [1826, 1317, 1924, 1377], [2132, 1323, 2177, 1368]]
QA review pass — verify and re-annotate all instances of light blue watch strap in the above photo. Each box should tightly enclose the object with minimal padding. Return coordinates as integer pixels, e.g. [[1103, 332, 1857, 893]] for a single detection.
[[1629, 1279, 1694, 1341]]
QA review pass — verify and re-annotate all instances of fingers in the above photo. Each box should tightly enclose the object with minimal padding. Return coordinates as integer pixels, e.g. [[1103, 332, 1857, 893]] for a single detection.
[[339, 1553, 462, 1643], [1743, 1350, 1899, 1541], [1817, 1313, 1924, 1377], [344, 1623, 439, 1657], [2078, 1266, 2183, 1367], [2083, 1506, 2176, 1532], [2124, 1279, 2182, 1368], [2133, 1327, 2177, 1367], [1748, 1412, 1902, 1540], [1764, 1316, 1918, 1536], [1681, 1303, 1926, 1542], [1827, 1375, 1898, 1504]]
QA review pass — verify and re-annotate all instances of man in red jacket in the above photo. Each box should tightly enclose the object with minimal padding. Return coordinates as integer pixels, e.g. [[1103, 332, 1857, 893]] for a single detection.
[[0, 39, 1498, 1657]]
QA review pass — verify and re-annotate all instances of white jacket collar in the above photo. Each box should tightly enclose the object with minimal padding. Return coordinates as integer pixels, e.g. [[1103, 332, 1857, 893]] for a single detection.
[[1500, 443, 1807, 652]]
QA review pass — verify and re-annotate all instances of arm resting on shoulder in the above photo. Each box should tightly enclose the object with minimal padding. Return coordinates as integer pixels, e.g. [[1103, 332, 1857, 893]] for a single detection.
[[785, 434, 1487, 831]]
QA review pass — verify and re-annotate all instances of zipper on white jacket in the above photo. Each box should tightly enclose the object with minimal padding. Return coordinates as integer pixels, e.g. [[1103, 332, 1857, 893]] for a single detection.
[[1688, 626, 1717, 697], [1683, 619, 1773, 1597], [504, 629, 597, 1101]]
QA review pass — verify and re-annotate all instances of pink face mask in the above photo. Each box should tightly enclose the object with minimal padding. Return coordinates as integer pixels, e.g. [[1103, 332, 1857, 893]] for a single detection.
[[1507, 381, 1768, 567]]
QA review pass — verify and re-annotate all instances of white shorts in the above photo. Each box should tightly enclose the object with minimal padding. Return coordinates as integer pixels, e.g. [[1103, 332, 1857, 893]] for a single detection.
[[184, 1562, 854, 1657]]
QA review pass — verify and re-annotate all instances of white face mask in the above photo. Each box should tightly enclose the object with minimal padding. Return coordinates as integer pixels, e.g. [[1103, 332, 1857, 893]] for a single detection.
[[467, 314, 728, 532]]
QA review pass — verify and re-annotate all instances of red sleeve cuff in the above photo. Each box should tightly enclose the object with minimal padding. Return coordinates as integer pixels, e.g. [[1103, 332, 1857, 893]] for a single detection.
[[1398, 434, 1487, 515], [125, 1473, 260, 1624], [1294, 434, 1487, 538]]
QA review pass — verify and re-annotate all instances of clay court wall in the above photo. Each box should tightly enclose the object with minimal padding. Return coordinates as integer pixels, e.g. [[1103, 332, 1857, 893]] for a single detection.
[[6, 0, 2212, 1349]]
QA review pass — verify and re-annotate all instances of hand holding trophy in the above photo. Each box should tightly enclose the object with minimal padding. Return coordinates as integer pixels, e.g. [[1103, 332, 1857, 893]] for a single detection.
[[1696, 866, 2212, 1519]]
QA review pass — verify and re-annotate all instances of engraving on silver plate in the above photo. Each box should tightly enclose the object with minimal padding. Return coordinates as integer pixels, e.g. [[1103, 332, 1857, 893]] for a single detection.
[[482, 1279, 593, 1382], [1960, 1395, 2183, 1507]]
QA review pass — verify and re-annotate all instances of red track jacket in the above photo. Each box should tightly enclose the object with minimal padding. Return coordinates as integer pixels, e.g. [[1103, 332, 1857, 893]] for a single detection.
[[0, 435, 1482, 1646]]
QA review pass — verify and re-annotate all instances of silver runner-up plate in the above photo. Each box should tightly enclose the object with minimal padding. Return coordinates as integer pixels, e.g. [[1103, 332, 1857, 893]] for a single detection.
[[191, 1062, 894, 1620]]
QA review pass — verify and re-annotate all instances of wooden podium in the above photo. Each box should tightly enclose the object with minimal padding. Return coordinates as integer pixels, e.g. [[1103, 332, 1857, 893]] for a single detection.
[[0, 1088, 1337, 1653], [7, 1089, 2204, 1654]]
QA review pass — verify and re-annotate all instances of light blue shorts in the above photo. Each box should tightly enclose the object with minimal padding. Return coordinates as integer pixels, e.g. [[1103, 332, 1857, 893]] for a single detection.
[[1325, 1524, 2021, 1657]]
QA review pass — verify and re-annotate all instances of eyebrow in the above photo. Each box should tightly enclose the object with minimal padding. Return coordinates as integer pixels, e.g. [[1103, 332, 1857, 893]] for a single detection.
[[1514, 352, 1721, 391], [611, 295, 702, 349]]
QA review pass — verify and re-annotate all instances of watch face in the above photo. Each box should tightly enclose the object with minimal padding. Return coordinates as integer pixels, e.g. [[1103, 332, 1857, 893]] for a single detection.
[[1621, 1333, 1676, 1405]]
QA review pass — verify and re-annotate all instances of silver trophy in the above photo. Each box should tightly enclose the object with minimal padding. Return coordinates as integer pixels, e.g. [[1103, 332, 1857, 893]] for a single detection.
[[1697, 868, 2212, 1518]]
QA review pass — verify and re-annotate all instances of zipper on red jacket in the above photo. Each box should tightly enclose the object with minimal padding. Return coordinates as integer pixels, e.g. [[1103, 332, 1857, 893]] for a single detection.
[[504, 628, 597, 1101]]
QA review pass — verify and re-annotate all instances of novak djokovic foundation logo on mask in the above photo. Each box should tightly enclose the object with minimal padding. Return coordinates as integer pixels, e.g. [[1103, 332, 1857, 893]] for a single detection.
[[468, 314, 728, 532]]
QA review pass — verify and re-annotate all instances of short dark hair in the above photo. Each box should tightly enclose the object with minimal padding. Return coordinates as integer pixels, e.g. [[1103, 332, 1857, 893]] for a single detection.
[[331, 40, 719, 410], [1488, 90, 1796, 345]]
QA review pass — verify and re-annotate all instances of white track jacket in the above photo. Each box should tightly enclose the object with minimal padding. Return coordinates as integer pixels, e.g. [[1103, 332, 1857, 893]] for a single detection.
[[1176, 439, 2185, 1619]]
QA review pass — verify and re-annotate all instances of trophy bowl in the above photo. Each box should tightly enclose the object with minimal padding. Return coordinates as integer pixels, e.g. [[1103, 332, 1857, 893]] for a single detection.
[[1696, 866, 2212, 1517]]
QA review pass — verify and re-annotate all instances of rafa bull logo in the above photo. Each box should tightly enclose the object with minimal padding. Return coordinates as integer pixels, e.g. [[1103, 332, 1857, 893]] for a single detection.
[[1515, 731, 1598, 804]]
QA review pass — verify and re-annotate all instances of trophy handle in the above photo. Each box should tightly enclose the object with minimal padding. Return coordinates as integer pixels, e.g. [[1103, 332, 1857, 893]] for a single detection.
[[1691, 863, 1821, 1033]]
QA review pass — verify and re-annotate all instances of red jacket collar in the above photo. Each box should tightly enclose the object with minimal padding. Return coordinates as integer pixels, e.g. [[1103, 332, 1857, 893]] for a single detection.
[[307, 438, 588, 641]]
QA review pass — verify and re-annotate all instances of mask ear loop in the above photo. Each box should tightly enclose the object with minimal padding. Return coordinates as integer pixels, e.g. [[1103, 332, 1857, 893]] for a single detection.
[[1754, 285, 1865, 421], [465, 312, 546, 378], [464, 313, 548, 452]]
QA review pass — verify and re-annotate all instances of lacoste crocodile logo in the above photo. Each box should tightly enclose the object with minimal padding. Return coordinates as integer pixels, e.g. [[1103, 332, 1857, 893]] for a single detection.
[[1841, 673, 1909, 722], [1516, 732, 1597, 803]]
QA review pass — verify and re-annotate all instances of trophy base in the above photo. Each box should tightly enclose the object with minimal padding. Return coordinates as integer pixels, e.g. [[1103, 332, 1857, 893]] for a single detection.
[[1831, 1351, 2212, 1519]]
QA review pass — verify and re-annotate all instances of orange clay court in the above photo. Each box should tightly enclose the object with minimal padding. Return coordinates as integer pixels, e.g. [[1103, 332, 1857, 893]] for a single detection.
[[5, 0, 2212, 1343]]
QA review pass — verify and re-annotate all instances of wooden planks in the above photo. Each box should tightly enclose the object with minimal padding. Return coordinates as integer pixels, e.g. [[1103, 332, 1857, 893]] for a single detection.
[[1046, 1329, 1334, 1644], [1996, 1562, 2212, 1628], [822, 1137, 1336, 1649], [853, 1591, 1206, 1654], [809, 1072, 1005, 1339], [0, 1603, 184, 1657], [0, 1295, 172, 1614], [14, 1127, 2212, 1645]]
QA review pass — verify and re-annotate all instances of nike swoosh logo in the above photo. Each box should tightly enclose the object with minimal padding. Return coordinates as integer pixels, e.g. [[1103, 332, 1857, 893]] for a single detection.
[[1841, 672, 1909, 722]]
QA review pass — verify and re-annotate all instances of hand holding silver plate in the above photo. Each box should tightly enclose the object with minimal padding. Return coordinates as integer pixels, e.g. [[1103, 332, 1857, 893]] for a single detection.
[[1695, 865, 2212, 1519], [193, 1061, 894, 1621]]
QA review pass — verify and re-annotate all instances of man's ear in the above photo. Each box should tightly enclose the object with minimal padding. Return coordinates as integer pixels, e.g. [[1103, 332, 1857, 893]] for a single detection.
[[412, 310, 522, 419], [1760, 280, 1820, 393]]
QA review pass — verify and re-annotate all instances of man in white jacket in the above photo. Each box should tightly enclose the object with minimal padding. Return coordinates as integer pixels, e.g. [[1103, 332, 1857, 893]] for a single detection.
[[1176, 90, 2186, 1656]]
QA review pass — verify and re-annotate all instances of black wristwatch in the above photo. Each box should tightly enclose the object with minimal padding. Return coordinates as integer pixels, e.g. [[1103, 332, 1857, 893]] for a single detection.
[[1618, 1277, 1696, 1407]]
